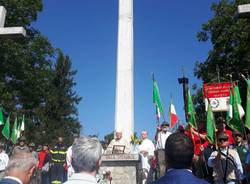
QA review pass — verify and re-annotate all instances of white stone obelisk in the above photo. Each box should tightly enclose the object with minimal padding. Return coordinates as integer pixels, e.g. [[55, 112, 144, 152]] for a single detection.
[[115, 0, 134, 141]]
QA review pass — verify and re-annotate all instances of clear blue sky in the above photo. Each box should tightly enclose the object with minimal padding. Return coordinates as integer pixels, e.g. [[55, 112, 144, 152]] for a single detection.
[[32, 1, 215, 140]]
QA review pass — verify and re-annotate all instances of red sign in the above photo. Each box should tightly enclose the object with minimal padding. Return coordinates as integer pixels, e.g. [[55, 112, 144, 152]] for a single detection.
[[203, 82, 231, 98]]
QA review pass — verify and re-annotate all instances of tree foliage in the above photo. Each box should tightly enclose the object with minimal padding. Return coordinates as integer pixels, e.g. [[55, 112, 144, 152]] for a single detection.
[[194, 0, 250, 125], [0, 1, 82, 145]]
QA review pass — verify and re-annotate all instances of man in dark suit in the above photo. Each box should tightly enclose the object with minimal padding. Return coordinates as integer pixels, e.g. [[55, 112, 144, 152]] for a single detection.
[[151, 132, 209, 184], [0, 152, 37, 184]]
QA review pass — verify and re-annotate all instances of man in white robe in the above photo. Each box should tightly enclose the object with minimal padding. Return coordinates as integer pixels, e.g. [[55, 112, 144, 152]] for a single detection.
[[138, 131, 155, 184]]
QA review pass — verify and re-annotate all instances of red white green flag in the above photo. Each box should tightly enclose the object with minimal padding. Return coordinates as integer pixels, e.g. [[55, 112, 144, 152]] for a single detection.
[[169, 99, 178, 128]]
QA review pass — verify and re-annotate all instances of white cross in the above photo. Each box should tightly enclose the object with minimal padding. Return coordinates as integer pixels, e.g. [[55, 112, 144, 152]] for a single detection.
[[0, 6, 26, 38], [238, 4, 250, 18]]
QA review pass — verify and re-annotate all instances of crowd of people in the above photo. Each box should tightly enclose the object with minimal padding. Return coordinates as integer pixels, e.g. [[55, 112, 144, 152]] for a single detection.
[[0, 136, 69, 184], [0, 117, 250, 184], [102, 118, 250, 184], [0, 136, 102, 184], [136, 118, 250, 184]]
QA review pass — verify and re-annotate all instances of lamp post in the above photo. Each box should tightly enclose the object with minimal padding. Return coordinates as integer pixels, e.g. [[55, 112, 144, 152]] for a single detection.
[[178, 75, 189, 123], [238, 4, 250, 18], [0, 6, 26, 38]]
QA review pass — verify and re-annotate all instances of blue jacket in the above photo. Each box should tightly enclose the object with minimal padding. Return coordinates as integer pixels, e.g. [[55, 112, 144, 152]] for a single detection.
[[151, 169, 210, 184], [0, 178, 20, 184]]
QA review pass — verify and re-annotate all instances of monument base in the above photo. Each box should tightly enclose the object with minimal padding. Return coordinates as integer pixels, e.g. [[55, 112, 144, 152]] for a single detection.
[[98, 154, 141, 184]]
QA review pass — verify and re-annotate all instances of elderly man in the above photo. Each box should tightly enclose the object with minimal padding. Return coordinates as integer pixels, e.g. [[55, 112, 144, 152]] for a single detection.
[[0, 152, 37, 184], [63, 136, 102, 184], [155, 122, 172, 150], [138, 131, 155, 184], [155, 122, 172, 178], [106, 130, 131, 154]]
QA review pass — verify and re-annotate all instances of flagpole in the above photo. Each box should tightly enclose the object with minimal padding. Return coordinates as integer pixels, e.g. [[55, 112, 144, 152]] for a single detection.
[[207, 96, 218, 150], [152, 73, 165, 149], [169, 94, 172, 128], [178, 68, 189, 123], [152, 73, 166, 122]]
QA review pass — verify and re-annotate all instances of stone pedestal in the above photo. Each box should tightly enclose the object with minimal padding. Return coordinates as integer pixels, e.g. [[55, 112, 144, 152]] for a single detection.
[[99, 154, 141, 184]]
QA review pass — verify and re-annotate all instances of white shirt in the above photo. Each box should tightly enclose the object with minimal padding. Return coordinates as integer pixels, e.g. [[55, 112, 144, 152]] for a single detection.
[[156, 131, 172, 149], [0, 151, 9, 171], [138, 138, 155, 157], [138, 138, 155, 170], [66, 146, 75, 178]]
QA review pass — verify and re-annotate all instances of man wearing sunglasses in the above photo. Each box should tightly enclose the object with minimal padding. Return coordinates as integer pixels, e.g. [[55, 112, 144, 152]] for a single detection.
[[208, 133, 244, 184]]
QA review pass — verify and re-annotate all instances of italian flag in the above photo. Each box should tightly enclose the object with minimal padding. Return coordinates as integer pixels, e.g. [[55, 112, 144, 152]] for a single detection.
[[156, 107, 161, 121], [169, 100, 178, 128]]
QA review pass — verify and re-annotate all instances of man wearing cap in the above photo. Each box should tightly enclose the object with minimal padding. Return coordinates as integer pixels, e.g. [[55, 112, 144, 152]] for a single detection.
[[12, 137, 29, 156], [154, 122, 172, 178], [0, 142, 9, 179], [106, 130, 131, 154], [233, 130, 247, 165], [155, 122, 172, 150], [208, 133, 244, 184], [216, 118, 234, 146]]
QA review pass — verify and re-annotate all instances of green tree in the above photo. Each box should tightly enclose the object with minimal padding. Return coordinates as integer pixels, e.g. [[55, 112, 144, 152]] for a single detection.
[[41, 50, 82, 145], [194, 0, 250, 123], [0, 1, 82, 145]]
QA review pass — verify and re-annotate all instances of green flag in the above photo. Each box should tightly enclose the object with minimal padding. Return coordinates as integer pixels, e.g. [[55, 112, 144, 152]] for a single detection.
[[2, 116, 10, 140], [11, 117, 18, 144], [153, 80, 164, 115], [187, 90, 197, 129], [227, 85, 244, 133], [206, 102, 216, 144], [234, 85, 245, 119], [245, 80, 250, 129], [0, 107, 4, 125]]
